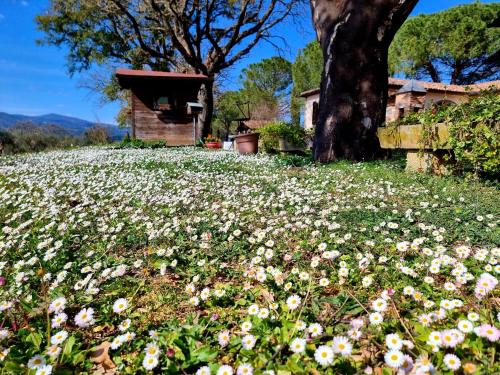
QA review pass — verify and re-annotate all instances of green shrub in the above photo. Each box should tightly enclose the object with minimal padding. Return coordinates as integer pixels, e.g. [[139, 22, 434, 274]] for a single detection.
[[386, 91, 500, 178], [258, 121, 306, 152], [84, 125, 112, 145], [117, 138, 167, 149]]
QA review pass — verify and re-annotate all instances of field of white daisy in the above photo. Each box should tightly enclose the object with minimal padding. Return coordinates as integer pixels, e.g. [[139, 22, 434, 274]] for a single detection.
[[0, 147, 498, 374]]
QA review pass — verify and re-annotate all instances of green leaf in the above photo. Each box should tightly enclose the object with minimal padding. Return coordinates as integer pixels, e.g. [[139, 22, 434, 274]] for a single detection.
[[62, 336, 76, 358], [26, 332, 43, 350]]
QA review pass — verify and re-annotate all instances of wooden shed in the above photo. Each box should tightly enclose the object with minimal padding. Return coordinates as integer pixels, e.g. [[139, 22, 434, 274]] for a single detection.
[[116, 69, 209, 145]]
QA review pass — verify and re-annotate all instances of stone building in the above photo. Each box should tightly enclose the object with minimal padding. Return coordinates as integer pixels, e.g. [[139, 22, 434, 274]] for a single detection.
[[300, 78, 500, 129]]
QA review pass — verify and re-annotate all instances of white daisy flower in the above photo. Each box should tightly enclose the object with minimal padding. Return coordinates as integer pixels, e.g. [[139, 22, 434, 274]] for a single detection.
[[286, 295, 301, 311], [467, 312, 479, 322], [257, 308, 269, 319], [50, 330, 68, 345], [28, 355, 46, 369], [144, 342, 161, 357], [384, 350, 404, 368], [372, 298, 387, 312], [241, 334, 256, 350], [369, 312, 383, 325], [48, 297, 66, 313], [319, 278, 330, 286], [457, 320, 474, 333], [217, 365, 234, 375], [196, 366, 211, 375], [51, 312, 68, 328], [241, 321, 252, 332], [314, 345, 334, 366], [332, 336, 352, 356], [46, 345, 61, 358], [427, 331, 442, 346], [289, 337, 306, 353], [119, 319, 131, 332], [218, 330, 231, 347], [295, 320, 307, 331], [236, 363, 253, 375], [443, 353, 461, 371], [385, 333, 403, 350], [247, 304, 259, 316], [35, 365, 53, 375], [308, 323, 323, 337], [74, 307, 95, 328], [142, 355, 158, 370]]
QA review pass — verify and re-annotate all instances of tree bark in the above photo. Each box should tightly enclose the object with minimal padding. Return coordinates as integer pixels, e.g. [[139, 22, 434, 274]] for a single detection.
[[450, 60, 464, 85], [426, 61, 441, 83], [310, 0, 419, 163], [198, 79, 214, 139]]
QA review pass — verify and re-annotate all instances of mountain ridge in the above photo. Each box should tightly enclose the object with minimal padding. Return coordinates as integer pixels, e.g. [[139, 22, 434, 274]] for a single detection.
[[0, 112, 128, 140]]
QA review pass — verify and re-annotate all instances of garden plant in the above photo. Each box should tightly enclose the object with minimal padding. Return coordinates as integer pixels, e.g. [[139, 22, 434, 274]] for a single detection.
[[0, 148, 498, 374]]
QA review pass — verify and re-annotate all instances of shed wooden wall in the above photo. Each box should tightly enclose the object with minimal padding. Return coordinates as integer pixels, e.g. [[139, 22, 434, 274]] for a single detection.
[[131, 86, 201, 146]]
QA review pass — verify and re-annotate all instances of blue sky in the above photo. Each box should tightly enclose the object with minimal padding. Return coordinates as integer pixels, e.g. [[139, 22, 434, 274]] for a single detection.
[[0, 0, 497, 124]]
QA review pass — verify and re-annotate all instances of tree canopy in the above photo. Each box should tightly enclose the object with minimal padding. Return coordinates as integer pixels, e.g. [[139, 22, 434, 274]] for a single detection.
[[213, 56, 292, 137], [241, 57, 292, 103], [37, 0, 303, 136], [290, 41, 322, 124], [212, 91, 246, 138], [389, 2, 500, 85], [240, 56, 292, 119]]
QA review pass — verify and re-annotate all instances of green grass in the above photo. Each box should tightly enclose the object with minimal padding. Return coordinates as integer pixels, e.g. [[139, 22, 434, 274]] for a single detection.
[[0, 147, 498, 374]]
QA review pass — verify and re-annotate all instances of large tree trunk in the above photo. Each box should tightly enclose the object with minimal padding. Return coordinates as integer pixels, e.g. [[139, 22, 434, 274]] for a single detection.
[[198, 79, 214, 139], [310, 0, 419, 163]]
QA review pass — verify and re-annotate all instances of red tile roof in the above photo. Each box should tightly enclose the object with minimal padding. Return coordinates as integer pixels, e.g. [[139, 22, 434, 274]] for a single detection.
[[389, 78, 500, 93], [300, 78, 500, 97]]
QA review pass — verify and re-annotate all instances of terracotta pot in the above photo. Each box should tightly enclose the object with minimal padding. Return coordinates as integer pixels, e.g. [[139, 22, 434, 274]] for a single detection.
[[205, 142, 222, 149], [234, 133, 259, 154]]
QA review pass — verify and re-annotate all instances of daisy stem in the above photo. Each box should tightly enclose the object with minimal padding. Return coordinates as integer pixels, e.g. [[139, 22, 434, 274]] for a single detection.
[[129, 280, 145, 304], [291, 278, 312, 337], [46, 308, 51, 346], [344, 289, 370, 315], [263, 279, 313, 370], [390, 299, 418, 349]]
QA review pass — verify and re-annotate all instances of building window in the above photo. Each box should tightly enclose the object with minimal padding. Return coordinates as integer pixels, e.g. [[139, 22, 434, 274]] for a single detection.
[[398, 107, 405, 119], [312, 101, 319, 126]]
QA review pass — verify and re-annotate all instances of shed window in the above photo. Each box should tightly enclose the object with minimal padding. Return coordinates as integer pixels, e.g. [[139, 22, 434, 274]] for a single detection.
[[155, 96, 175, 111]]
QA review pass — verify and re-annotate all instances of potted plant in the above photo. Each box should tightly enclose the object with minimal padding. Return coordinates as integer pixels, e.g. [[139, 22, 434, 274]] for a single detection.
[[234, 131, 260, 154], [258, 121, 306, 153], [204, 134, 222, 149]]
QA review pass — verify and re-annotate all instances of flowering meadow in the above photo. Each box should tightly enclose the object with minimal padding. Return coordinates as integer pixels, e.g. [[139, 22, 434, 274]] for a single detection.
[[0, 147, 498, 375]]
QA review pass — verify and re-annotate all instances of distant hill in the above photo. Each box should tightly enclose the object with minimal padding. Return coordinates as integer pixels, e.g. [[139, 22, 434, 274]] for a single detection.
[[8, 121, 72, 138], [0, 112, 128, 141]]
